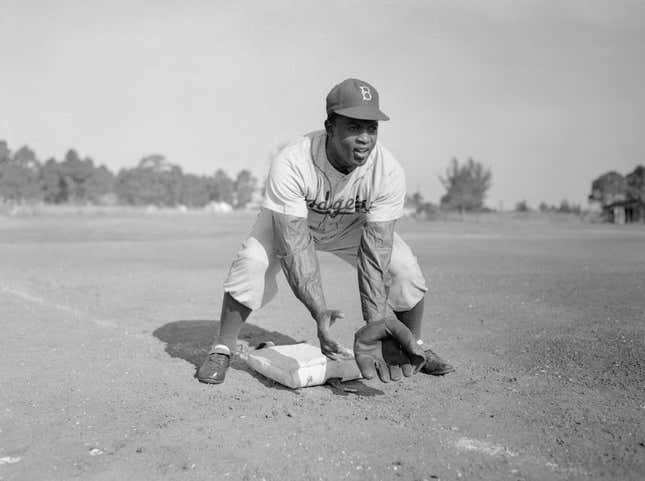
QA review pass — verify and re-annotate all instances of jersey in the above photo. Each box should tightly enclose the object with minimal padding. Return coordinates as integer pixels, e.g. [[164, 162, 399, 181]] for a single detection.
[[263, 130, 406, 245]]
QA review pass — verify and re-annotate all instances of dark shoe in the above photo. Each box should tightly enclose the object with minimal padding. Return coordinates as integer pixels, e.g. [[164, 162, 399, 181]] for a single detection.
[[420, 347, 455, 376], [197, 351, 231, 384]]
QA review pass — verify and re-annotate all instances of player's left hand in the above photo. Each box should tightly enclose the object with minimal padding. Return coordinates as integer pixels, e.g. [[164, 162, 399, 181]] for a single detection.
[[381, 337, 419, 381], [353, 317, 425, 382]]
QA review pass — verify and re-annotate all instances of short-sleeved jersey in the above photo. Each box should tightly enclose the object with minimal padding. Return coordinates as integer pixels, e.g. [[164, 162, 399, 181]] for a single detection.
[[263, 130, 406, 243]]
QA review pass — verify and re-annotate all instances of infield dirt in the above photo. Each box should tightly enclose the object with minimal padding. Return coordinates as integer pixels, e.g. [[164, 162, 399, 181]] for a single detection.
[[1, 211, 643, 481]]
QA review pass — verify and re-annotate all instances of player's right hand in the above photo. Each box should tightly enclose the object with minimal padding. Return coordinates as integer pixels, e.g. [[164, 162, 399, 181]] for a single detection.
[[316, 309, 354, 361]]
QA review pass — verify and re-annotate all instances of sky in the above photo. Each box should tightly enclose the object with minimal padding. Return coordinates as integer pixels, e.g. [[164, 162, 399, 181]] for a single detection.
[[1, 0, 644, 209]]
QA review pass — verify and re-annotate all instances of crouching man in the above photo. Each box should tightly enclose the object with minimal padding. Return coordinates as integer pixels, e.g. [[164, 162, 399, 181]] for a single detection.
[[198, 78, 454, 384]]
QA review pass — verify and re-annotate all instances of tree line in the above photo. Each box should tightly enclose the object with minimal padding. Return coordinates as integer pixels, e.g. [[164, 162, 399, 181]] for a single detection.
[[10, 137, 639, 220], [0, 140, 257, 208], [3, 140, 493, 213], [2, 138, 507, 215], [513, 199, 582, 214]]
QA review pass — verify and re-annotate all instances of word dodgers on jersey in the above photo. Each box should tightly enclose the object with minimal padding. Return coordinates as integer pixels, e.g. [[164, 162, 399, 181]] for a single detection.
[[306, 192, 370, 217]]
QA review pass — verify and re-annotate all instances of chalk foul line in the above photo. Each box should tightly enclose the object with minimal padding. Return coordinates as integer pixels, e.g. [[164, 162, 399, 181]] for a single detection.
[[0, 456, 22, 465], [454, 437, 517, 457], [0, 283, 118, 329]]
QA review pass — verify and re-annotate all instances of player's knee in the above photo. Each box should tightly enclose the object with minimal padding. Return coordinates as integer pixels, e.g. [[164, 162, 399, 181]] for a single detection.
[[391, 254, 426, 286], [238, 236, 272, 266], [224, 238, 279, 311], [388, 259, 427, 312]]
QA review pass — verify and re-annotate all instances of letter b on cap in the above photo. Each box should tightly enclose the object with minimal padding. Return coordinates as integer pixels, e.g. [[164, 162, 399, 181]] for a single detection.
[[359, 85, 372, 101]]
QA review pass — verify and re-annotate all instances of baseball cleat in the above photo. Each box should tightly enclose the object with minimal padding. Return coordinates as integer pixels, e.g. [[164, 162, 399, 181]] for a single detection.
[[197, 346, 231, 384], [418, 343, 455, 376]]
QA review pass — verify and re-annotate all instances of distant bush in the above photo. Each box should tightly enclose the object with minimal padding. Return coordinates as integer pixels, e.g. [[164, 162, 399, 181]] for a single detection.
[[439, 157, 492, 212], [514, 200, 530, 212]]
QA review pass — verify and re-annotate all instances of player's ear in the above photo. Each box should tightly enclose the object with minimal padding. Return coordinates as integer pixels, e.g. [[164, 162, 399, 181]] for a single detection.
[[324, 114, 336, 137], [324, 119, 334, 137]]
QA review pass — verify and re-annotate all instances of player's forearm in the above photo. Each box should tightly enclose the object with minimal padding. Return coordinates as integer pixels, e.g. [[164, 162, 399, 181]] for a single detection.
[[272, 212, 327, 321], [357, 220, 396, 323]]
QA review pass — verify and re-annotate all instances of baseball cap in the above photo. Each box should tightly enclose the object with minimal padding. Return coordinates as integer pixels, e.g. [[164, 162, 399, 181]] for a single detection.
[[326, 78, 390, 121]]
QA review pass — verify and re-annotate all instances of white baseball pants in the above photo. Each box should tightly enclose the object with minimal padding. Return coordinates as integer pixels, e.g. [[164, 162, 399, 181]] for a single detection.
[[223, 209, 427, 312]]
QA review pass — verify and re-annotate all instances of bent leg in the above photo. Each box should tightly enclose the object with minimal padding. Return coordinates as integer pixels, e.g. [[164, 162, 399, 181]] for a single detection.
[[199, 210, 281, 384], [209, 210, 281, 353], [329, 231, 453, 375], [339, 232, 450, 376], [389, 234, 453, 374]]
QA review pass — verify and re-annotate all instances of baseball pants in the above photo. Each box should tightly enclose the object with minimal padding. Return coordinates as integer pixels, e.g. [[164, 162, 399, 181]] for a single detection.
[[223, 208, 427, 312]]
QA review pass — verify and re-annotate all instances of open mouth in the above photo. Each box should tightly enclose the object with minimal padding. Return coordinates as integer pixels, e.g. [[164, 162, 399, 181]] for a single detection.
[[353, 148, 370, 159]]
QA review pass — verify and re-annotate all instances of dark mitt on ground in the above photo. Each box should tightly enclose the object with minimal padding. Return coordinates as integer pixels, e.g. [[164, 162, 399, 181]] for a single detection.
[[353, 317, 426, 383]]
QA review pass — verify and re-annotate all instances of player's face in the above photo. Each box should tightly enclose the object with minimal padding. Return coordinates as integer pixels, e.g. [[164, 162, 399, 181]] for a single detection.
[[326, 116, 378, 174]]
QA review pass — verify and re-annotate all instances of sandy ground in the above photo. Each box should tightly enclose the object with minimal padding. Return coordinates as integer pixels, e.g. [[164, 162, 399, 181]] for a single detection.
[[1, 211, 643, 481]]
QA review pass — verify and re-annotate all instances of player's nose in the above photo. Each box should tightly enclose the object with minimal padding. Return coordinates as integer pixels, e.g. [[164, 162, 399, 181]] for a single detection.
[[357, 132, 370, 144]]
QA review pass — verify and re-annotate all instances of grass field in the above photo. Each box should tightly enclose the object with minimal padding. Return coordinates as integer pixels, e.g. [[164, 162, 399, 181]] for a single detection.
[[1, 211, 644, 481]]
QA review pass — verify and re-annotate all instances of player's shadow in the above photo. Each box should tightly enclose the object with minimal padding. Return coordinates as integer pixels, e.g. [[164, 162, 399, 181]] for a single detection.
[[153, 319, 383, 396]]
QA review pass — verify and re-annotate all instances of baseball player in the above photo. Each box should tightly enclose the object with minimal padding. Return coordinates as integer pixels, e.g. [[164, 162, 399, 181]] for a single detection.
[[198, 78, 454, 384]]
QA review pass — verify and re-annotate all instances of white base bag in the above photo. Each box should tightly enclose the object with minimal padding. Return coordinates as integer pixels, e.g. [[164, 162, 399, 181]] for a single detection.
[[245, 343, 362, 389]]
